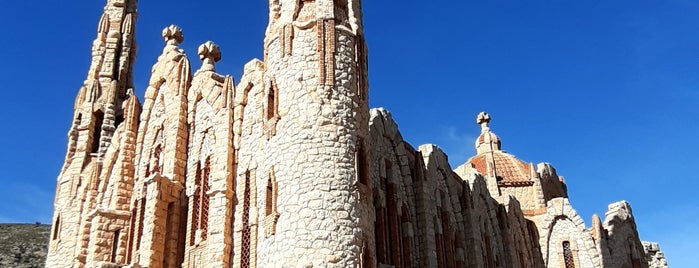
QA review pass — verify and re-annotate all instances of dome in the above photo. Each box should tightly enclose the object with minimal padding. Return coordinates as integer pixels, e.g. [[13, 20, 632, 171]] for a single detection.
[[466, 151, 534, 185], [467, 112, 534, 186]]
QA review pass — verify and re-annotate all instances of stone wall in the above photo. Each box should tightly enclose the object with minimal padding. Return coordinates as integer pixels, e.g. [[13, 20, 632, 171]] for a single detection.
[[370, 109, 545, 268]]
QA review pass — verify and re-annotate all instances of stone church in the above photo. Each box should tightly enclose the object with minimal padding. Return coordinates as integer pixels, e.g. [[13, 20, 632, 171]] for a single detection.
[[46, 0, 667, 267]]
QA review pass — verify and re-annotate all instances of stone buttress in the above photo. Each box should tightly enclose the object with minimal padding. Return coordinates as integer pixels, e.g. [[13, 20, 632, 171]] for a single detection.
[[129, 25, 191, 268], [47, 0, 138, 267], [182, 41, 236, 268]]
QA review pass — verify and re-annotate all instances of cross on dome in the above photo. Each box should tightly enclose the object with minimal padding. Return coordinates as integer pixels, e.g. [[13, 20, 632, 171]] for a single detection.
[[477, 112, 491, 132]]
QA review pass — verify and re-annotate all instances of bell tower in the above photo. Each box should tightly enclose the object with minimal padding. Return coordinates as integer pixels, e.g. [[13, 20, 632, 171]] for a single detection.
[[47, 0, 138, 267]]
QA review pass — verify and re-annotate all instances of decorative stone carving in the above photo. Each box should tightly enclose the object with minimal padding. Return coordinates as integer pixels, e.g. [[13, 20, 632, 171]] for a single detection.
[[197, 41, 221, 72], [162, 24, 184, 46]]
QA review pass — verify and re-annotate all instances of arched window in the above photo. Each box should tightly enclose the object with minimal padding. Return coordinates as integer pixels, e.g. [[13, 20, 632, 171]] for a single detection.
[[263, 169, 280, 236], [562, 241, 575, 268]]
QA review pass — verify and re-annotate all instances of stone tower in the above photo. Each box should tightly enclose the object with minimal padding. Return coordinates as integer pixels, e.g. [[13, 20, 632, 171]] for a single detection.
[[47, 0, 138, 267], [231, 0, 372, 266]]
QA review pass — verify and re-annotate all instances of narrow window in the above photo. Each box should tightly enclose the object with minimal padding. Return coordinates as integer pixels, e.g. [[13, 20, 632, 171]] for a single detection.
[[190, 162, 201, 246], [136, 190, 146, 251], [355, 34, 367, 100], [374, 197, 387, 264], [356, 138, 368, 184], [162, 202, 175, 268], [386, 168, 401, 266], [267, 83, 277, 120], [263, 169, 279, 236], [111, 229, 121, 263], [241, 171, 252, 268], [265, 179, 274, 216], [52, 215, 61, 240], [563, 241, 575, 268], [75, 114, 82, 129], [91, 110, 104, 153], [200, 157, 211, 240]]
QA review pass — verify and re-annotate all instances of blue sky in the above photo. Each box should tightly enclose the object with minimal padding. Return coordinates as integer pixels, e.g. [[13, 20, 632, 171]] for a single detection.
[[1, 0, 697, 266]]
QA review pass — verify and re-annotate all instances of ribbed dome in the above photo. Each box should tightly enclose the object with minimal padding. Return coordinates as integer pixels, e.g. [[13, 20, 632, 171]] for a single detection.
[[468, 112, 534, 186], [466, 151, 533, 185]]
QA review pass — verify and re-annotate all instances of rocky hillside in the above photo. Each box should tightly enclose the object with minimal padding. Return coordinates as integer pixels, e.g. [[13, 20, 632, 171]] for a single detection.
[[0, 223, 50, 268]]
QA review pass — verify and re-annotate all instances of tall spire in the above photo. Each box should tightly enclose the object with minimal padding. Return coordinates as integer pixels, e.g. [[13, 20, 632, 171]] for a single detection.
[[47, 1, 139, 267], [76, 0, 138, 159]]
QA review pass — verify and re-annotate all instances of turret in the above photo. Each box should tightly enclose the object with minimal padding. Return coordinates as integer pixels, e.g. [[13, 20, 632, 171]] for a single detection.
[[233, 0, 371, 266]]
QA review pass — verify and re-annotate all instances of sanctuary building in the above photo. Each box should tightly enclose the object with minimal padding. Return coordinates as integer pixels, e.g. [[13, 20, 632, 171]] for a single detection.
[[47, 0, 667, 267]]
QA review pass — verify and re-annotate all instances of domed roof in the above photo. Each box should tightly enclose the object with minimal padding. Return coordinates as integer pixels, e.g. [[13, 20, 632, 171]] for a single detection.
[[466, 112, 535, 186], [466, 151, 534, 185]]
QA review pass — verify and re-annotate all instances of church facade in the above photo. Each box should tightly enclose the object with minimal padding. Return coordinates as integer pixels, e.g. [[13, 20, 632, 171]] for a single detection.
[[46, 0, 667, 267]]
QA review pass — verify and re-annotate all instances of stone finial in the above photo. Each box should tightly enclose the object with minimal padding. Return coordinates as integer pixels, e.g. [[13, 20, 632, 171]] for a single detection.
[[198, 41, 222, 61], [198, 41, 221, 72], [477, 112, 491, 131], [162, 25, 184, 46]]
